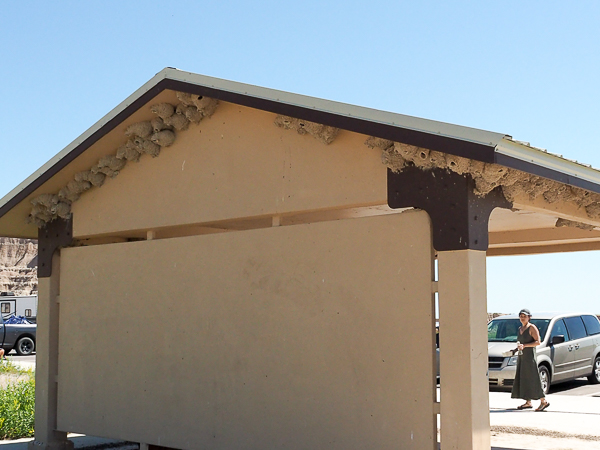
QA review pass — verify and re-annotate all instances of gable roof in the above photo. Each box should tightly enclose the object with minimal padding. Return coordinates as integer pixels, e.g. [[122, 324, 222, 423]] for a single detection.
[[2, 68, 600, 240]]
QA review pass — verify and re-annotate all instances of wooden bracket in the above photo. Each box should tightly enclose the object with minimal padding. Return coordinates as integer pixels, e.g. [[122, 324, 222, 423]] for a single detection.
[[37, 217, 73, 278]]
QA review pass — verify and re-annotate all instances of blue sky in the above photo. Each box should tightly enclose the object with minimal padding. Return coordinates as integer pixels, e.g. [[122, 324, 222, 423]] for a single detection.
[[1, 2, 599, 313]]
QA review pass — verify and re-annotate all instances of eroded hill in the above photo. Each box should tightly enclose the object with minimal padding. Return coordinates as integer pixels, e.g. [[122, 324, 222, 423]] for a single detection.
[[0, 237, 37, 295]]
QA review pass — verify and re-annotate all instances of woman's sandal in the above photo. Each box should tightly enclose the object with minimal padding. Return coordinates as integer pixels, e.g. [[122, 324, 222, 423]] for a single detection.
[[517, 403, 532, 410], [535, 402, 550, 412]]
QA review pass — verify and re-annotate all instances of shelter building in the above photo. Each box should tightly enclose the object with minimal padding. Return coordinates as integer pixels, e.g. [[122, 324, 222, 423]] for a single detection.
[[2, 69, 600, 450]]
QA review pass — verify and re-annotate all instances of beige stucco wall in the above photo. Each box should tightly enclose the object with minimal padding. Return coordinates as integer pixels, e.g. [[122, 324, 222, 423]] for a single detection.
[[71, 102, 387, 238], [57, 211, 435, 449]]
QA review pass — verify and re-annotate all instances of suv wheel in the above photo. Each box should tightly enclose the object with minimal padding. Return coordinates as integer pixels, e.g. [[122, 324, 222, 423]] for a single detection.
[[538, 365, 551, 395], [588, 356, 600, 384]]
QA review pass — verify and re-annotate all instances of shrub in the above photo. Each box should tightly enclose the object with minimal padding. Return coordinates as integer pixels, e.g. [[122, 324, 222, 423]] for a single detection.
[[0, 377, 35, 439]]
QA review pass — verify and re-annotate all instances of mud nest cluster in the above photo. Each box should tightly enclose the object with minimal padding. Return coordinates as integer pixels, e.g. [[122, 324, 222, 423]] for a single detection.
[[28, 92, 218, 227], [368, 137, 600, 222]]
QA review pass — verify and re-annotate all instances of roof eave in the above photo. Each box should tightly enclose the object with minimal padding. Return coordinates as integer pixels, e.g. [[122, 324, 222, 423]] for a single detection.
[[0, 68, 505, 221], [3, 68, 600, 237]]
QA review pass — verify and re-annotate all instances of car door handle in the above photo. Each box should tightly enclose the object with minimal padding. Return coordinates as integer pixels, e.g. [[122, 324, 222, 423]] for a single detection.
[[574, 344, 580, 350], [568, 345, 574, 351]]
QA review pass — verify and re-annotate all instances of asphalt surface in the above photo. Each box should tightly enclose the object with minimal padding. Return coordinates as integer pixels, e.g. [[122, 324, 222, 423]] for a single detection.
[[490, 377, 600, 397], [546, 377, 600, 396]]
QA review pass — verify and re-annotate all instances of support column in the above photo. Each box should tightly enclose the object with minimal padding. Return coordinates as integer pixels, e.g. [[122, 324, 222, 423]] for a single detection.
[[387, 165, 511, 450], [28, 253, 73, 450], [438, 250, 490, 450], [29, 218, 73, 450]]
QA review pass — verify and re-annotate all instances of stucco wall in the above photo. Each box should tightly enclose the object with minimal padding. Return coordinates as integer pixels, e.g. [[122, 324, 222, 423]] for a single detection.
[[71, 102, 387, 238], [57, 211, 435, 449]]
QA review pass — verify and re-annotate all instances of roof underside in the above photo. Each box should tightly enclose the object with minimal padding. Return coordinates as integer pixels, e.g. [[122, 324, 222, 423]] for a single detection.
[[2, 68, 600, 255]]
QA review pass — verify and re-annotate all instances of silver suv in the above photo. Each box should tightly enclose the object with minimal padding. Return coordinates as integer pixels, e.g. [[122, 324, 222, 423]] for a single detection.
[[487, 312, 600, 394]]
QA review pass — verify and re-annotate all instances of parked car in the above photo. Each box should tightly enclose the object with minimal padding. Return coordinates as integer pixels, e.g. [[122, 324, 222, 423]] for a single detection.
[[487, 312, 600, 394], [0, 314, 37, 356]]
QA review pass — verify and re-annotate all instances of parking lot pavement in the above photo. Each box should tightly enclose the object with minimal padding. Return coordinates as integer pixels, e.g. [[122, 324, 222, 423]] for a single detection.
[[547, 378, 600, 397]]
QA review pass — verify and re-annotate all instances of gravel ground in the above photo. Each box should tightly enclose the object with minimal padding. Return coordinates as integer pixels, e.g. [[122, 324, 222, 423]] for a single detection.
[[435, 425, 600, 449], [490, 429, 600, 450], [492, 425, 600, 442]]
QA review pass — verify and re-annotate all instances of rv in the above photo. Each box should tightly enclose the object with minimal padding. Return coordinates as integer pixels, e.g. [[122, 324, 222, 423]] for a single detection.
[[0, 292, 37, 322]]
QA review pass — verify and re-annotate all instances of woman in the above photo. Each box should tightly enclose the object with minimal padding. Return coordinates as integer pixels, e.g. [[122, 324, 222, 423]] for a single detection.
[[511, 308, 550, 411]]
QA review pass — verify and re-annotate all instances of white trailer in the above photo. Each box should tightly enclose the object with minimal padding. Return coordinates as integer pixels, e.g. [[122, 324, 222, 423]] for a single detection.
[[0, 293, 37, 322]]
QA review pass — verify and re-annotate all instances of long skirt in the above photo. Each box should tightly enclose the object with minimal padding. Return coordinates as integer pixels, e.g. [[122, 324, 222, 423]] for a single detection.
[[511, 347, 545, 400]]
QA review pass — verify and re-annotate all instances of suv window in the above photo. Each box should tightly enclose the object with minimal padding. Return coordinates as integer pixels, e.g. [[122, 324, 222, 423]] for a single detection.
[[549, 319, 570, 342], [564, 316, 587, 340], [582, 315, 600, 336]]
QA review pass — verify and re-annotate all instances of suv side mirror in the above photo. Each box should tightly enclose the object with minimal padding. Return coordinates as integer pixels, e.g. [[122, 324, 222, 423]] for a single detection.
[[551, 335, 565, 345]]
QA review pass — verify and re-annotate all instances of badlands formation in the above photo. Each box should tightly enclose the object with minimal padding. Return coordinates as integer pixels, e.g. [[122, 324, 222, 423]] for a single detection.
[[0, 237, 37, 295]]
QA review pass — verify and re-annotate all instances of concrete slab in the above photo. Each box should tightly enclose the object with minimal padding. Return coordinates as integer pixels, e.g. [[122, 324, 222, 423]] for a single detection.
[[489, 391, 600, 438], [433, 390, 600, 449], [489, 433, 600, 450], [6, 360, 35, 371], [0, 435, 137, 450], [0, 391, 597, 450]]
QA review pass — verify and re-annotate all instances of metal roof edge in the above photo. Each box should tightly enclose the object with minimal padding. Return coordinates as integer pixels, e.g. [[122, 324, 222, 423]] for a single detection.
[[162, 68, 507, 148], [494, 138, 600, 194]]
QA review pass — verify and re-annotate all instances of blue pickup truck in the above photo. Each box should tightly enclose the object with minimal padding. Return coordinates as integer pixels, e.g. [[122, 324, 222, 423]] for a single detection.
[[1, 314, 36, 356]]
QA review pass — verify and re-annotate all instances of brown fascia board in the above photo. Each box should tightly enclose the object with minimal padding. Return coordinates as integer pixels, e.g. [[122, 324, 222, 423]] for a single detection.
[[2, 71, 600, 222]]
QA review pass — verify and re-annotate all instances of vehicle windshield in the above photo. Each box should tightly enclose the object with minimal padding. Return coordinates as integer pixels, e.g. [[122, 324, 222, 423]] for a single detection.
[[488, 318, 550, 342]]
